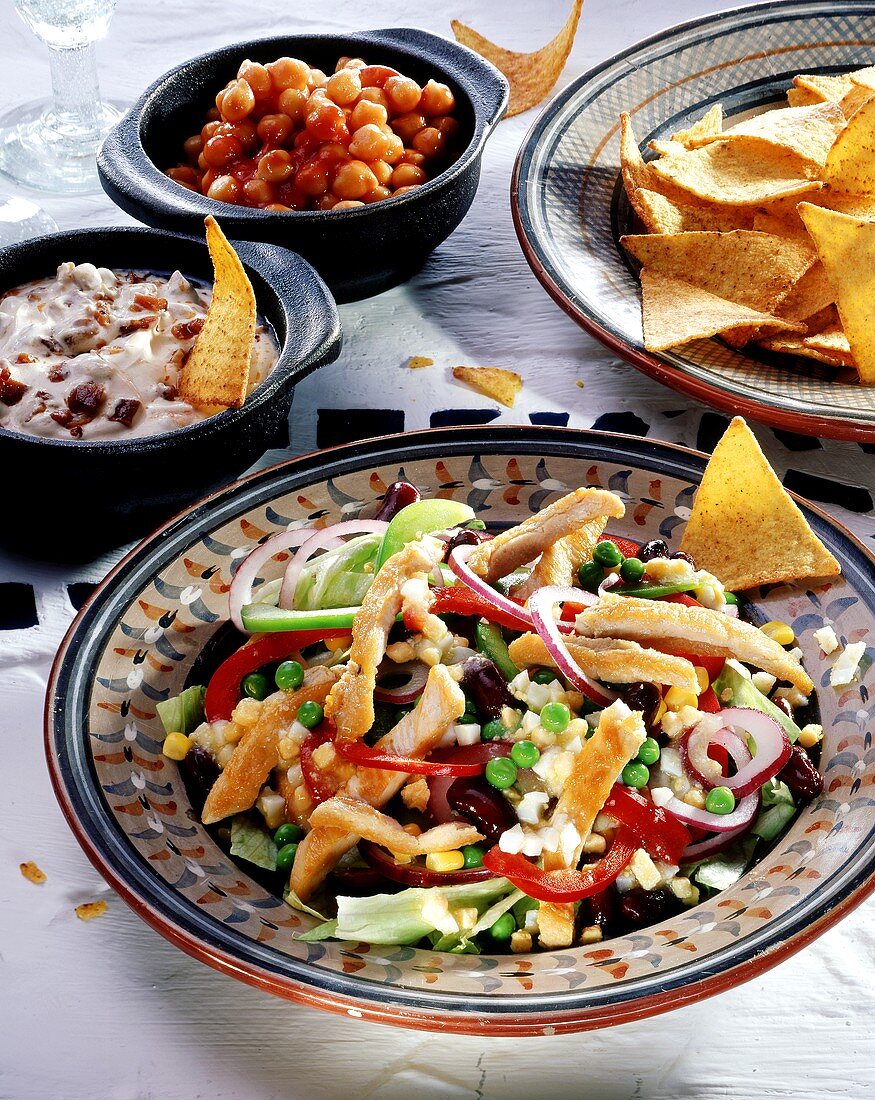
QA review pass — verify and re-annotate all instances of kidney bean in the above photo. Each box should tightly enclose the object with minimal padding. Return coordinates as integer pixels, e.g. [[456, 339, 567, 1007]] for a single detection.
[[778, 744, 824, 800], [586, 886, 617, 932], [619, 888, 681, 929], [447, 776, 517, 841], [639, 539, 669, 562], [459, 655, 515, 719], [621, 681, 662, 736], [670, 550, 696, 567], [181, 746, 221, 816], [373, 480, 420, 521], [442, 527, 492, 561]]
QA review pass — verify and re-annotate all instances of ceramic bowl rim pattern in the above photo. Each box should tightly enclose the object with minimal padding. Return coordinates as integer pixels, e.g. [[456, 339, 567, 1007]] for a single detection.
[[0, 225, 341, 454], [511, 0, 875, 443], [97, 26, 509, 228], [45, 426, 875, 1034]]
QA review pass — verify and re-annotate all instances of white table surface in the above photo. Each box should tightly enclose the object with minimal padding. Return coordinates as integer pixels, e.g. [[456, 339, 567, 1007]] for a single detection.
[[1, 2, 873, 1097]]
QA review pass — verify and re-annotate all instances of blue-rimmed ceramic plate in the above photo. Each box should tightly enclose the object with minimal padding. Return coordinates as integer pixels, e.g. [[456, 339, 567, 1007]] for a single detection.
[[46, 426, 875, 1034], [512, 0, 875, 442]]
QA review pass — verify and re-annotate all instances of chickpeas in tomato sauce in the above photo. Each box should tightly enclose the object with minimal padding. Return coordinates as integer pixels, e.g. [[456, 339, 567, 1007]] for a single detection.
[[165, 56, 462, 210]]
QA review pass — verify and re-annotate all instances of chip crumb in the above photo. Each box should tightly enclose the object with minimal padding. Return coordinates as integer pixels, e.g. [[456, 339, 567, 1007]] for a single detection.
[[75, 899, 108, 922], [575, 379, 585, 388], [20, 861, 46, 885], [452, 365, 522, 407], [407, 355, 433, 369]]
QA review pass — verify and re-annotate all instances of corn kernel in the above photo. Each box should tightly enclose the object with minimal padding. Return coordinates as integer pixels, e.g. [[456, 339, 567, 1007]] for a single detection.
[[162, 732, 191, 761], [579, 925, 603, 944], [402, 823, 422, 836], [223, 722, 245, 745], [761, 620, 795, 646], [390, 850, 415, 865], [425, 850, 465, 872], [665, 686, 698, 711], [582, 833, 607, 855], [798, 723, 823, 749], [311, 742, 336, 769], [231, 696, 262, 727], [511, 930, 533, 953], [694, 666, 710, 694], [278, 736, 296, 761], [292, 786, 312, 818], [654, 696, 667, 725]]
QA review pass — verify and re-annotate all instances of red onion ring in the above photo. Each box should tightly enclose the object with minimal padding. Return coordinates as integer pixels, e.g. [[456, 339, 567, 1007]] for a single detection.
[[684, 707, 791, 799], [528, 586, 616, 706], [373, 661, 429, 704], [680, 821, 753, 862], [279, 520, 388, 610], [229, 527, 317, 632], [662, 788, 759, 833], [447, 545, 537, 631], [359, 840, 495, 886], [683, 725, 752, 789], [723, 603, 739, 618]]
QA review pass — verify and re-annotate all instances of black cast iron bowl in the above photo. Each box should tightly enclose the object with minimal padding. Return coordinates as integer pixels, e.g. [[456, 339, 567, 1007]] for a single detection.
[[97, 28, 509, 302], [0, 226, 341, 560]]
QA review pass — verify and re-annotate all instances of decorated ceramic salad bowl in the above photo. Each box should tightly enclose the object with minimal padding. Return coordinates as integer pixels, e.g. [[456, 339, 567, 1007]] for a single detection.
[[45, 425, 875, 1034]]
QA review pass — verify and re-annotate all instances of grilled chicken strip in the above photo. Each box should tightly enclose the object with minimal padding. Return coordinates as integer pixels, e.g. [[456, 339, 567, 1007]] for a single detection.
[[291, 664, 465, 900], [538, 700, 646, 949], [574, 594, 813, 694], [309, 796, 483, 854], [507, 632, 700, 694], [466, 488, 625, 583], [201, 666, 337, 826], [326, 537, 445, 743], [513, 518, 608, 599]]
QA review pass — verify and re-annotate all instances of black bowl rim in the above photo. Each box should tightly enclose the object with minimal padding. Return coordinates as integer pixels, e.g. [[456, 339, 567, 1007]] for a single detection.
[[98, 27, 509, 226], [44, 423, 875, 1035], [0, 224, 341, 454]]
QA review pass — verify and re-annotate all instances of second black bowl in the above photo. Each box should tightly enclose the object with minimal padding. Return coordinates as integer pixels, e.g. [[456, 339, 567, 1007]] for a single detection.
[[97, 28, 509, 302], [0, 226, 341, 559]]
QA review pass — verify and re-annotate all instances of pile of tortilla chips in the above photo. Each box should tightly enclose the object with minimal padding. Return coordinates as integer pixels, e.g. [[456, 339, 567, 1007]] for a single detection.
[[619, 67, 875, 384]]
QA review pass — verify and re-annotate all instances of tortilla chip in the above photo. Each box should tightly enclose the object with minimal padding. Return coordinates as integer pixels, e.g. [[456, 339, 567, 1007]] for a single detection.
[[622, 230, 817, 314], [634, 187, 751, 233], [787, 87, 823, 108], [618, 113, 718, 223], [75, 900, 108, 921], [407, 355, 433, 369], [649, 104, 724, 156], [650, 139, 824, 205], [752, 207, 808, 239], [451, 0, 582, 117], [799, 202, 875, 382], [179, 216, 255, 410], [689, 102, 845, 173], [774, 262, 835, 323], [680, 417, 840, 590], [824, 96, 875, 195], [838, 83, 874, 120], [758, 332, 854, 368], [20, 861, 46, 884], [638, 270, 801, 352], [791, 73, 856, 106], [452, 365, 522, 406]]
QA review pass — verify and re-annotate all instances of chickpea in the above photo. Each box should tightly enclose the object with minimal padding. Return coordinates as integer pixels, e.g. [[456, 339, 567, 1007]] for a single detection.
[[392, 184, 421, 196], [167, 165, 200, 187], [201, 167, 217, 191], [316, 193, 339, 209], [399, 149, 426, 167], [412, 126, 445, 158], [232, 120, 260, 151], [201, 120, 222, 143], [390, 111, 427, 145], [203, 134, 244, 169], [358, 86, 389, 111], [255, 148, 294, 183], [183, 134, 203, 163], [308, 67, 329, 88], [222, 78, 256, 122], [242, 177, 274, 206], [390, 162, 427, 189], [238, 60, 272, 99], [382, 132, 405, 164], [295, 158, 330, 197], [265, 202, 292, 210], [361, 185, 392, 203], [332, 159, 379, 200], [326, 68, 362, 107], [342, 57, 367, 71], [332, 199, 365, 210], [420, 79, 455, 117], [348, 123, 391, 162], [207, 174, 242, 203], [434, 115, 461, 141], [349, 97, 388, 131], [268, 56, 310, 92], [278, 87, 307, 122], [257, 113, 293, 147], [385, 75, 422, 114], [370, 158, 393, 185], [317, 142, 349, 165], [205, 107, 220, 122], [306, 98, 347, 142]]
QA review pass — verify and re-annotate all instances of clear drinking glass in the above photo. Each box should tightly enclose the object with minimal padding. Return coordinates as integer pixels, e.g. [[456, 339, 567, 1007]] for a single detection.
[[0, 195, 57, 246], [0, 1, 123, 194]]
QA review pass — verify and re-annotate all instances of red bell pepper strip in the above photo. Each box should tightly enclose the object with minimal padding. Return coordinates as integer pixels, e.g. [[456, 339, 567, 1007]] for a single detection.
[[334, 739, 511, 776], [658, 649, 725, 681], [697, 686, 722, 713], [603, 785, 691, 865], [599, 534, 641, 559], [430, 584, 531, 631], [300, 721, 341, 806], [661, 592, 700, 607], [481, 827, 637, 903], [204, 628, 333, 722]]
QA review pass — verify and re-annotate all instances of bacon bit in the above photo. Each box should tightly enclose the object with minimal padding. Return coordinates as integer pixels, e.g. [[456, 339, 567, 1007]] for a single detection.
[[16, 352, 36, 364], [67, 381, 105, 416], [0, 366, 28, 406], [159, 382, 179, 401], [118, 316, 155, 335], [47, 363, 69, 383], [107, 398, 141, 428], [40, 336, 64, 354], [75, 899, 108, 921], [93, 300, 113, 326], [132, 293, 168, 313], [19, 861, 46, 884], [172, 316, 205, 341]]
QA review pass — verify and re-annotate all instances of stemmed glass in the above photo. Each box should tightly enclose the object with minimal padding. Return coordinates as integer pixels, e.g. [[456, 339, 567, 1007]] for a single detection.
[[0, 0, 123, 194]]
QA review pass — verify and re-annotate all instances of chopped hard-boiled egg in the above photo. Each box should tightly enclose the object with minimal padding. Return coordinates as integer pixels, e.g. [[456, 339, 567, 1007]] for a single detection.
[[830, 641, 866, 687]]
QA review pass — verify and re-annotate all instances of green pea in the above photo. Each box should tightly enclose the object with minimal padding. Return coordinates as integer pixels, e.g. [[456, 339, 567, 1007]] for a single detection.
[[724, 591, 739, 605], [705, 785, 736, 815], [462, 844, 485, 868], [485, 757, 518, 790], [540, 701, 570, 734], [275, 842, 298, 871], [593, 540, 624, 569], [489, 912, 516, 940], [511, 740, 540, 768], [242, 672, 268, 700], [619, 557, 645, 584], [532, 668, 558, 685], [637, 737, 661, 766], [578, 561, 604, 592], [622, 761, 650, 788], [274, 823, 303, 846], [481, 719, 506, 742], [275, 660, 304, 692], [466, 518, 487, 530], [297, 700, 324, 729]]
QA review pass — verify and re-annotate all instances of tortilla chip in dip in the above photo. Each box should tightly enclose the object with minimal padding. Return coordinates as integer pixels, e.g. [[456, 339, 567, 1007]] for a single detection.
[[680, 416, 840, 591], [179, 216, 256, 410]]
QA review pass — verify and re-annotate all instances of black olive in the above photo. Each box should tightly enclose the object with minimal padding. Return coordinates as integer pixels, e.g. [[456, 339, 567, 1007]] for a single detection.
[[639, 539, 669, 562]]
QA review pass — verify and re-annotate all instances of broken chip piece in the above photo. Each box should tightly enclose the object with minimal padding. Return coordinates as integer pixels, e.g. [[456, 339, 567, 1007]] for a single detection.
[[19, 861, 46, 884], [75, 899, 108, 921], [452, 365, 522, 407]]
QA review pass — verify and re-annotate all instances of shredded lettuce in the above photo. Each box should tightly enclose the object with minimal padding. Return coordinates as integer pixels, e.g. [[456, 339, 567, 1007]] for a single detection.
[[752, 779, 797, 842], [299, 919, 338, 942], [229, 815, 277, 871], [712, 663, 802, 742], [686, 836, 757, 893], [156, 684, 205, 736], [293, 533, 382, 611]]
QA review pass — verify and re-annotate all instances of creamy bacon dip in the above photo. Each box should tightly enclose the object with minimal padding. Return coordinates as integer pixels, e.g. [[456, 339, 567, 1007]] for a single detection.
[[0, 262, 278, 440]]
